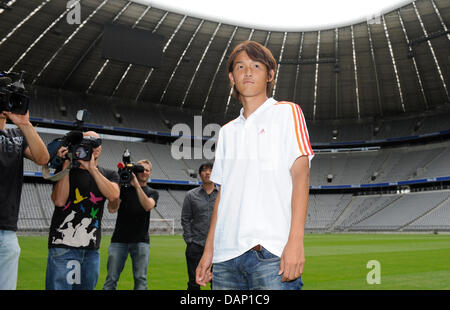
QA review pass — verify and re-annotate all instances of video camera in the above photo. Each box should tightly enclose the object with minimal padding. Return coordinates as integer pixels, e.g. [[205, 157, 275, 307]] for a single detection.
[[47, 109, 101, 170], [0, 71, 29, 115], [117, 149, 144, 187]]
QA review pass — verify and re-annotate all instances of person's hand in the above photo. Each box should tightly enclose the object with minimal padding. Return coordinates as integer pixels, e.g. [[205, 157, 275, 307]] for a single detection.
[[57, 146, 71, 169], [2, 110, 31, 128], [279, 240, 305, 282], [196, 249, 213, 286], [57, 146, 69, 159], [130, 173, 139, 188], [78, 153, 97, 173]]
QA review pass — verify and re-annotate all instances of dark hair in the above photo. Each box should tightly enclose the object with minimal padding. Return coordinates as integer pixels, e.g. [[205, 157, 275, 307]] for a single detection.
[[198, 162, 213, 175], [227, 40, 277, 100]]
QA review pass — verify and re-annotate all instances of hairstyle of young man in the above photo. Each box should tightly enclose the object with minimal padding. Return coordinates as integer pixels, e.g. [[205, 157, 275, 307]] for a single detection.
[[226, 40, 278, 100], [198, 162, 213, 175]]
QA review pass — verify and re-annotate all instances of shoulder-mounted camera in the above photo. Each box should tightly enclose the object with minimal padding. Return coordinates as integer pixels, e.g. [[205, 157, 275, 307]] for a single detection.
[[117, 149, 144, 187], [43, 109, 101, 181], [0, 71, 29, 115]]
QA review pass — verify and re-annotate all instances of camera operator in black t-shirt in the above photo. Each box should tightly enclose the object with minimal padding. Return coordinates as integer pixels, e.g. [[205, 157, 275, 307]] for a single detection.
[[103, 159, 159, 290], [45, 131, 120, 290], [0, 110, 49, 290]]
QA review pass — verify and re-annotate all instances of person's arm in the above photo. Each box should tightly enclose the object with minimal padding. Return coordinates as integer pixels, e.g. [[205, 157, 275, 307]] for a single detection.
[[4, 111, 49, 165], [196, 188, 220, 287], [107, 198, 121, 213], [51, 147, 71, 207], [130, 173, 156, 212], [279, 155, 310, 282], [181, 193, 193, 244], [78, 156, 120, 202]]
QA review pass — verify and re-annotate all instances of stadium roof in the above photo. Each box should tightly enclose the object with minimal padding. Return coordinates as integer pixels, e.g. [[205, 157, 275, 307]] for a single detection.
[[0, 0, 448, 124], [130, 0, 414, 31]]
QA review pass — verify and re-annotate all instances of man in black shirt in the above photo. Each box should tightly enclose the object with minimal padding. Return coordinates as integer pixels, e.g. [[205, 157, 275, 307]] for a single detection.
[[46, 131, 120, 290], [181, 162, 218, 290], [103, 159, 159, 290], [0, 110, 49, 290]]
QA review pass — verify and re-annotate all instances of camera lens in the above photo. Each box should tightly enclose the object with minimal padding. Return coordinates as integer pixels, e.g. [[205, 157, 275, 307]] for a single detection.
[[120, 171, 131, 183], [74, 146, 88, 159]]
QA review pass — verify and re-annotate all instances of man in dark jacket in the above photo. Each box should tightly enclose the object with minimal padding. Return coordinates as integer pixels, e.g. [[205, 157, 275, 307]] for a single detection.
[[181, 162, 218, 290]]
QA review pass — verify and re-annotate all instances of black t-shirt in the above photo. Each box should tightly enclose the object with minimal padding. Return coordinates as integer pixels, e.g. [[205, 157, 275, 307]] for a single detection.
[[48, 167, 119, 250], [0, 128, 28, 231], [111, 185, 159, 243]]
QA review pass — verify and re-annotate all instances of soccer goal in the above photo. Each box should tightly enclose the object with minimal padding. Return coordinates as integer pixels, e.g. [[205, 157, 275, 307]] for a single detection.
[[149, 218, 175, 235]]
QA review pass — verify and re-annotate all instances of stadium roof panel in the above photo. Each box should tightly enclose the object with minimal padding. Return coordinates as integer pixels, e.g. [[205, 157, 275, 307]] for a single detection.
[[0, 0, 448, 123]]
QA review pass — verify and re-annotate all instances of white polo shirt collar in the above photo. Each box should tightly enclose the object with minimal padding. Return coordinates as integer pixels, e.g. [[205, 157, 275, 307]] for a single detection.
[[237, 97, 277, 123]]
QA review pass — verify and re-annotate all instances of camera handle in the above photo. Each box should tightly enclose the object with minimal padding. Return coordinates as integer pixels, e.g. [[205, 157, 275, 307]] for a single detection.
[[42, 153, 74, 181]]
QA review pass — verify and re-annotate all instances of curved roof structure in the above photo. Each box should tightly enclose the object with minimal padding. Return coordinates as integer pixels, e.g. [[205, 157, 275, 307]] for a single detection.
[[130, 0, 414, 31], [0, 0, 448, 123]]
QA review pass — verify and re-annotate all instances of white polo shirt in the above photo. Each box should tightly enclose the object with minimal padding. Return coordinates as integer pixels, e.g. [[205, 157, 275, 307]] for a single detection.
[[210, 97, 314, 263]]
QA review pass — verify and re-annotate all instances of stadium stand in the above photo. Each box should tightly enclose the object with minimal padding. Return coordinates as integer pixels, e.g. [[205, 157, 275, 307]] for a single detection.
[[408, 196, 450, 231], [350, 192, 450, 231], [28, 91, 450, 144], [17, 181, 450, 233], [15, 120, 450, 235], [20, 131, 450, 185], [15, 128, 450, 234]]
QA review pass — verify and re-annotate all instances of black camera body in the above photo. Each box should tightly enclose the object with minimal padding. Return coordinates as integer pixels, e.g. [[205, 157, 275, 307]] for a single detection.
[[0, 71, 29, 115], [48, 130, 96, 169], [47, 109, 99, 170], [118, 149, 144, 187], [71, 137, 94, 162]]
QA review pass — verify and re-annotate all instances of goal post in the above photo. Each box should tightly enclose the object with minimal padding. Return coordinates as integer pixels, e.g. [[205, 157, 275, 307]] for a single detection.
[[149, 218, 175, 235]]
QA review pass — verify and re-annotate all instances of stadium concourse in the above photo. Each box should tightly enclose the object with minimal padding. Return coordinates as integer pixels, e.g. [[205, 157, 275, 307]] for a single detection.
[[0, 0, 449, 235]]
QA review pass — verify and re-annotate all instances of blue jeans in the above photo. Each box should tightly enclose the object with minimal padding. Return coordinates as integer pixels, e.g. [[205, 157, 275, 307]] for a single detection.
[[0, 230, 20, 290], [212, 246, 304, 290], [45, 247, 100, 290], [103, 242, 150, 290]]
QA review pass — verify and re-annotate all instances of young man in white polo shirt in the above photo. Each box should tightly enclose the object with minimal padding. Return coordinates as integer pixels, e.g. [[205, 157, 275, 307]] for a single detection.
[[196, 40, 314, 290]]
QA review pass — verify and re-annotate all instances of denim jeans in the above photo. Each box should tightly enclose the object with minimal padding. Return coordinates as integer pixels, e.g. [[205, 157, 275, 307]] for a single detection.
[[45, 247, 100, 290], [103, 242, 150, 290], [212, 246, 304, 290], [0, 230, 20, 290]]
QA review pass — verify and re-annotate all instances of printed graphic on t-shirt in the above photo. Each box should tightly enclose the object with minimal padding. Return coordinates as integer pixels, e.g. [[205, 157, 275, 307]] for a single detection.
[[89, 192, 103, 204], [0, 134, 24, 154], [0, 129, 27, 231], [51, 187, 101, 248]]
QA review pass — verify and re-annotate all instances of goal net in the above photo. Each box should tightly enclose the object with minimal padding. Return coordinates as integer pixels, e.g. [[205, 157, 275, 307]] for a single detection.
[[149, 218, 175, 235]]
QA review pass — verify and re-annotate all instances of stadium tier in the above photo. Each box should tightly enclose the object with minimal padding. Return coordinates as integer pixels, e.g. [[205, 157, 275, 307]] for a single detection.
[[22, 131, 450, 186], [14, 128, 450, 233], [17, 184, 450, 233], [28, 90, 450, 144]]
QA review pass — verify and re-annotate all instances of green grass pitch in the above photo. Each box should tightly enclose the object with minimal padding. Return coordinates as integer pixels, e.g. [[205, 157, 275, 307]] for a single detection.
[[16, 233, 450, 290]]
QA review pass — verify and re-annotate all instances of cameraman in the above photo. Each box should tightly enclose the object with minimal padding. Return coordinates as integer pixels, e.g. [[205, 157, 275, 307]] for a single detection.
[[0, 110, 49, 290], [103, 159, 159, 290], [45, 131, 120, 290]]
